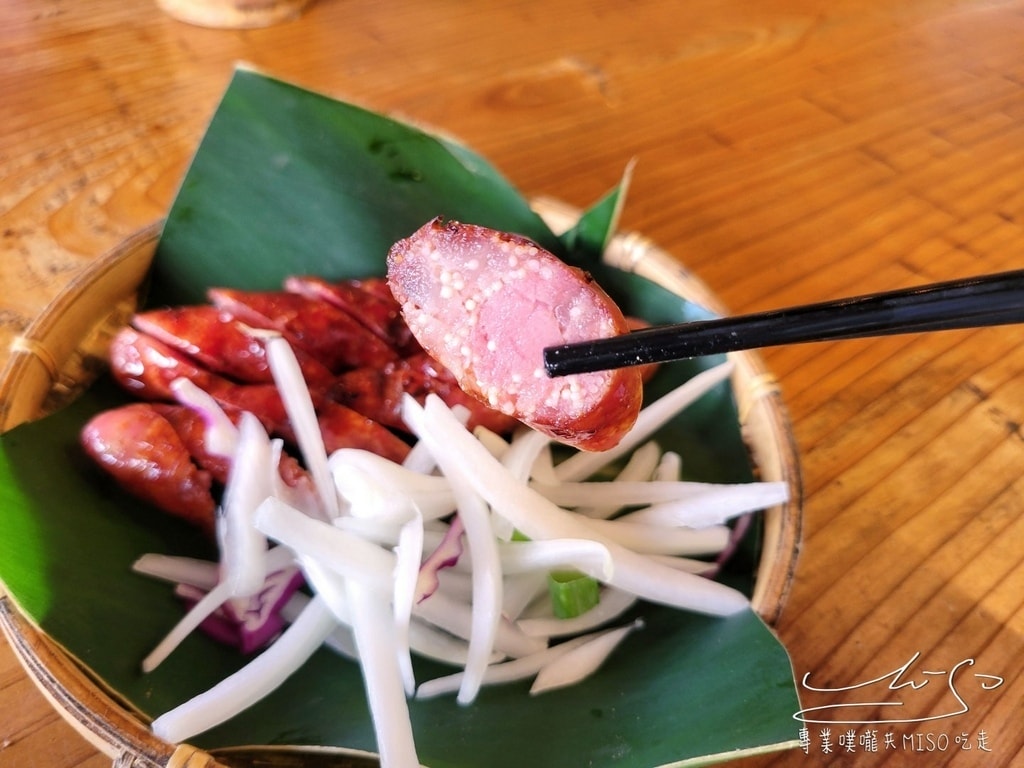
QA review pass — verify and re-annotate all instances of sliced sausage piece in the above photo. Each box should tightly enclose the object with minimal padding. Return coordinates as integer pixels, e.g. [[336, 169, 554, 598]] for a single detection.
[[108, 327, 410, 464], [132, 306, 336, 390], [152, 402, 235, 485], [284, 275, 420, 355], [80, 403, 216, 532], [108, 327, 220, 401], [387, 218, 643, 451], [208, 288, 399, 373], [333, 351, 520, 435]]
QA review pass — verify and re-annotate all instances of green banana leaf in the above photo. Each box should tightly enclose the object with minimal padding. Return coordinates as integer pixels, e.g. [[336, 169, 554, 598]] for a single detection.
[[0, 68, 800, 767]]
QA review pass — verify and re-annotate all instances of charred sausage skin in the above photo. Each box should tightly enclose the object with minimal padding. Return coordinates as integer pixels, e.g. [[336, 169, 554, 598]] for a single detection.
[[84, 275, 519, 528]]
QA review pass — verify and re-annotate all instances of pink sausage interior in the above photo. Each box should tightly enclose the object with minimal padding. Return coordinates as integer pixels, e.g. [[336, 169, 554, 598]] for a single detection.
[[387, 218, 642, 450]]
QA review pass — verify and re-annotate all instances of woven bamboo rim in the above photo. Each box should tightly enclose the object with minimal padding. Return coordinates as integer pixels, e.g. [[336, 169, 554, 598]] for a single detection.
[[0, 201, 802, 767]]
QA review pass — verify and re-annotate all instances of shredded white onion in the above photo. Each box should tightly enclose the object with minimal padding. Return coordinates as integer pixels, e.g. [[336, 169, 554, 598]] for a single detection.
[[429, 449, 503, 704], [170, 377, 238, 457], [415, 622, 638, 700], [572, 440, 661, 519], [529, 619, 643, 694], [410, 394, 750, 616], [393, 513, 424, 695], [412, 587, 546, 659], [345, 578, 420, 768], [578, 518, 732, 556], [141, 545, 296, 673], [517, 587, 638, 638], [254, 497, 394, 592], [137, 342, 786, 768], [501, 571, 549, 622], [497, 539, 613, 580], [554, 360, 735, 482], [219, 411, 271, 597], [132, 553, 219, 590], [654, 450, 682, 482], [329, 448, 455, 520], [264, 334, 338, 519], [151, 596, 337, 744]]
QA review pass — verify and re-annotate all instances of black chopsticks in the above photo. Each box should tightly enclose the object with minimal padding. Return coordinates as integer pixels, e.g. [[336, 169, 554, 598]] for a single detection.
[[543, 269, 1024, 377]]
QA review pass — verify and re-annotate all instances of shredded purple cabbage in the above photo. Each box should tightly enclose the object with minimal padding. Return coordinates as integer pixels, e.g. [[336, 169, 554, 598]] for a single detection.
[[176, 567, 305, 654], [415, 514, 465, 603]]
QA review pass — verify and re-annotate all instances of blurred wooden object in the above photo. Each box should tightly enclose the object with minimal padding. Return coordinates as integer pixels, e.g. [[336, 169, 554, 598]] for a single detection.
[[155, 0, 311, 29], [3, 0, 1024, 765]]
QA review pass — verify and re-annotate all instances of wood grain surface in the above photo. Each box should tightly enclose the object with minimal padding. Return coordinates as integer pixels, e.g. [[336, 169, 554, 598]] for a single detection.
[[3, 0, 1023, 766]]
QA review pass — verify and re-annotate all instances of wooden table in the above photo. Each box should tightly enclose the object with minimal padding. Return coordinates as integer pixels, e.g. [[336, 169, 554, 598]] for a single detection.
[[3, 0, 1023, 765]]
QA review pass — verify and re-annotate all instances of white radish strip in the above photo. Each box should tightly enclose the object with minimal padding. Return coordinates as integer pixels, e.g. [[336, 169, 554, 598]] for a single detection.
[[654, 450, 682, 482], [170, 377, 238, 458], [132, 554, 219, 590], [413, 589, 546, 659], [415, 627, 617, 700], [554, 360, 735, 482], [255, 498, 394, 592], [264, 335, 339, 519], [517, 588, 638, 639], [490, 512, 515, 544], [489, 512, 514, 544], [393, 513, 424, 696], [412, 394, 749, 617], [345, 578, 421, 768], [573, 440, 661, 520], [530, 619, 642, 694], [299, 558, 486, 672], [321, 628, 360, 659], [619, 481, 790, 528], [219, 412, 271, 597], [151, 596, 337, 744], [581, 519, 730, 556], [497, 539, 613, 581]]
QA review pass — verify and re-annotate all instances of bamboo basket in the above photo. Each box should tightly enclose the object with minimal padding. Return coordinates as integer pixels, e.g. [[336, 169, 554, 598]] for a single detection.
[[0, 201, 802, 768]]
